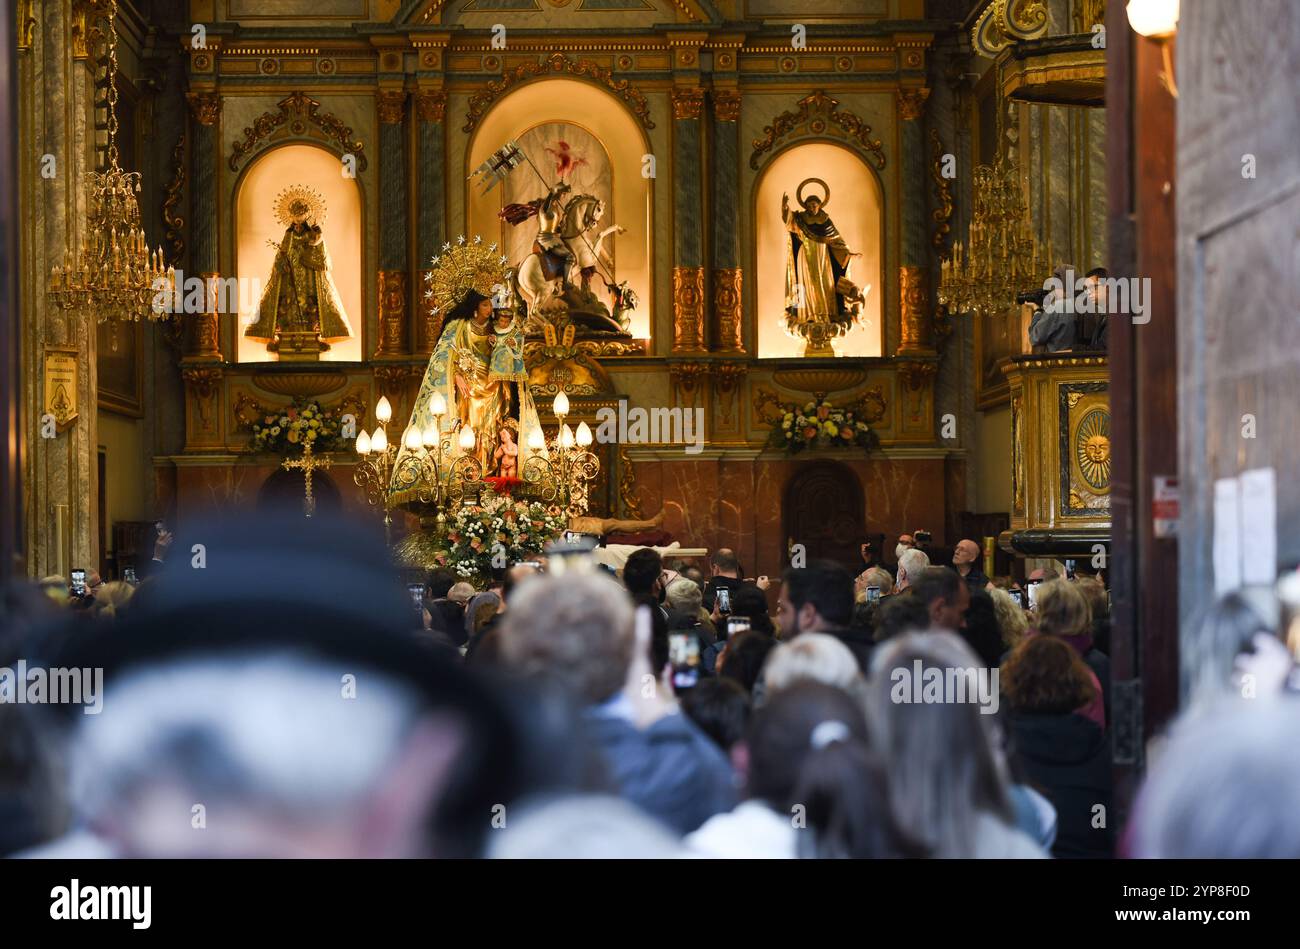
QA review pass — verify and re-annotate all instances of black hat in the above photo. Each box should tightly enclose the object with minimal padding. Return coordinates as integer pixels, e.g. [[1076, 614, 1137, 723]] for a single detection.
[[444, 288, 491, 323]]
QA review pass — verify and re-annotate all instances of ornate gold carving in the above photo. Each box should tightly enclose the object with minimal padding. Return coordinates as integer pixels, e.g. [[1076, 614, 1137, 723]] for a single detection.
[[898, 266, 932, 353], [1067, 391, 1083, 408], [1012, 394, 1024, 514], [415, 90, 447, 123], [161, 131, 186, 265], [671, 87, 705, 120], [17, 0, 35, 50], [463, 52, 655, 133], [70, 0, 92, 59], [712, 362, 747, 427], [749, 90, 885, 171], [929, 128, 953, 250], [377, 89, 406, 125], [376, 271, 408, 357], [898, 361, 937, 428], [618, 449, 645, 520], [713, 89, 741, 122], [228, 92, 367, 172], [1075, 408, 1110, 491], [182, 366, 223, 434], [772, 368, 866, 396], [973, 0, 1050, 58], [186, 92, 222, 127], [897, 87, 930, 121], [671, 267, 706, 353], [186, 277, 222, 360], [669, 361, 710, 408], [712, 268, 743, 353]]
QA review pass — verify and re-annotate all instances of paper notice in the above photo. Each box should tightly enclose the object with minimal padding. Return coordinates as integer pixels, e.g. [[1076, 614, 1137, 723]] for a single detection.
[[1213, 477, 1241, 595], [1239, 467, 1277, 586]]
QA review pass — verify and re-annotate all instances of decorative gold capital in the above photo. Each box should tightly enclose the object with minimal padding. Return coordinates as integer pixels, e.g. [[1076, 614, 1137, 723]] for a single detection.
[[377, 90, 407, 125], [414, 90, 447, 124], [376, 271, 409, 357], [712, 89, 741, 123], [671, 267, 706, 353], [671, 87, 705, 121], [898, 265, 934, 354], [897, 87, 930, 121], [186, 92, 222, 126], [16, 0, 35, 50], [712, 268, 743, 353]]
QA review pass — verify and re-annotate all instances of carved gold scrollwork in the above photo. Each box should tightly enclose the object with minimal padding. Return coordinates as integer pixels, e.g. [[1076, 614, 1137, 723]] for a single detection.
[[463, 52, 655, 133], [161, 131, 186, 265], [929, 128, 953, 250], [749, 90, 886, 171], [228, 92, 367, 172], [972, 0, 1051, 59], [618, 449, 644, 520]]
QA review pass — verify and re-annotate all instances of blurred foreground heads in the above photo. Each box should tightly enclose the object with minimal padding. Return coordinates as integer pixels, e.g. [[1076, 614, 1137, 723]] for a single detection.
[[52, 511, 523, 859]]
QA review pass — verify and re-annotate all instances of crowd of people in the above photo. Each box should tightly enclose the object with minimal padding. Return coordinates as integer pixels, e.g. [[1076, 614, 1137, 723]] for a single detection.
[[0, 513, 1296, 859]]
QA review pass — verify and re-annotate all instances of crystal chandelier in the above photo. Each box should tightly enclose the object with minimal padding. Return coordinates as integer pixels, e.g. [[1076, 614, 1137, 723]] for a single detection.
[[47, 0, 171, 323], [938, 160, 1049, 320]]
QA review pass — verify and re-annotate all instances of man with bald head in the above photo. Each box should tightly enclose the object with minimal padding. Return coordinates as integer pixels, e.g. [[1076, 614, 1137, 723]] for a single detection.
[[951, 538, 988, 594]]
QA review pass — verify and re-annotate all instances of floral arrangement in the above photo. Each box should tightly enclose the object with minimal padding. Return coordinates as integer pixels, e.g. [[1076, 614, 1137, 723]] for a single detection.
[[768, 399, 879, 455], [439, 491, 569, 579], [248, 397, 349, 455]]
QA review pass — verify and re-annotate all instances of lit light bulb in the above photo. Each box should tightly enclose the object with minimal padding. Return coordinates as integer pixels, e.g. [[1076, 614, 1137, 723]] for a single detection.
[[430, 392, 447, 417], [355, 430, 371, 455], [403, 426, 421, 450], [376, 396, 392, 424], [576, 421, 593, 447], [560, 423, 575, 449], [527, 426, 545, 451], [371, 426, 388, 453], [422, 424, 440, 447], [1126, 0, 1179, 38], [553, 391, 569, 418], [459, 425, 476, 450]]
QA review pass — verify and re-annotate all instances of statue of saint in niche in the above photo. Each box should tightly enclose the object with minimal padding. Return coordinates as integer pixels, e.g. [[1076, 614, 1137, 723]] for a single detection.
[[245, 185, 353, 361], [782, 177, 867, 356]]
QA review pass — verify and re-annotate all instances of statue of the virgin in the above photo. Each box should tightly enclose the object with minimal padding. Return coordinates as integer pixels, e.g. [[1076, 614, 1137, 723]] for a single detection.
[[389, 238, 547, 506]]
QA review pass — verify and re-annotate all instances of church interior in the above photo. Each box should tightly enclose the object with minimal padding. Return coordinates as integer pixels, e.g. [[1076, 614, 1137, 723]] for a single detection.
[[2, 0, 1300, 866]]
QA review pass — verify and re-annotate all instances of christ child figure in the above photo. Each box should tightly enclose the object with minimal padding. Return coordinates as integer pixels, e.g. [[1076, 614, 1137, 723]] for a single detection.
[[494, 422, 520, 479]]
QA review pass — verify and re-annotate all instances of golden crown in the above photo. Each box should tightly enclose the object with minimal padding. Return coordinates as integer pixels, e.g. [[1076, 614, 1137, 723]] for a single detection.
[[422, 234, 509, 316]]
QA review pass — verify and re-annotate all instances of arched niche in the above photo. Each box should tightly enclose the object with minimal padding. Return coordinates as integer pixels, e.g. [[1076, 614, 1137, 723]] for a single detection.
[[234, 143, 364, 364], [466, 78, 653, 340], [753, 141, 884, 358]]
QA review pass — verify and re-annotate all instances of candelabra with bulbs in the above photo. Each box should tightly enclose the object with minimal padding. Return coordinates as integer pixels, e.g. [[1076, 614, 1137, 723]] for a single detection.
[[352, 395, 400, 545], [387, 389, 486, 520], [518, 390, 600, 518]]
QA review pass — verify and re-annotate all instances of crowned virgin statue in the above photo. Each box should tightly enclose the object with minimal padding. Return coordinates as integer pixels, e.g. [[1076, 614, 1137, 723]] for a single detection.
[[245, 185, 353, 361], [783, 177, 866, 356], [388, 237, 548, 506]]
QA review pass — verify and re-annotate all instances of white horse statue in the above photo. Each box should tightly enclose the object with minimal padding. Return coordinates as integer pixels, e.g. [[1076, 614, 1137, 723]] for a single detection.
[[514, 193, 624, 315]]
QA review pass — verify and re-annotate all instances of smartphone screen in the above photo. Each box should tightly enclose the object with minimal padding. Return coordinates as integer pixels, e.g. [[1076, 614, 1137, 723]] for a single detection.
[[407, 583, 425, 611], [70, 569, 86, 596], [669, 633, 700, 691], [716, 587, 731, 614], [867, 585, 881, 603], [1026, 581, 1041, 611], [1065, 558, 1077, 580], [725, 616, 751, 639], [1009, 589, 1024, 607]]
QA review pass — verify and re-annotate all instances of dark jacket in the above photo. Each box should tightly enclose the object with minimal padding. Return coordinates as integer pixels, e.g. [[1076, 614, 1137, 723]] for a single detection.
[[702, 576, 745, 613], [1008, 711, 1114, 859], [583, 706, 736, 835], [956, 563, 989, 594]]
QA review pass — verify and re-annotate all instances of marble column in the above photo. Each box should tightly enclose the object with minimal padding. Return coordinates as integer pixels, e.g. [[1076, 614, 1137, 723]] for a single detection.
[[671, 86, 706, 354], [897, 87, 934, 355], [710, 89, 743, 354], [376, 89, 409, 358], [414, 89, 446, 355]]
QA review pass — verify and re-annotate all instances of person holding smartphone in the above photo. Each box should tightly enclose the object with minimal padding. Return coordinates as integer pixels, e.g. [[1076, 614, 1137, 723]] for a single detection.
[[702, 549, 746, 615]]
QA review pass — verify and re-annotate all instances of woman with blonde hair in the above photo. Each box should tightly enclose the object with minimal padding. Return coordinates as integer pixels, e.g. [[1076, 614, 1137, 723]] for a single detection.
[[89, 581, 135, 621], [988, 586, 1029, 652], [1031, 579, 1107, 728]]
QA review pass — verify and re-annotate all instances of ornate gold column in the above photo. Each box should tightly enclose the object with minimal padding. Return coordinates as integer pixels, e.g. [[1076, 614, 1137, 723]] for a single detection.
[[897, 88, 935, 356], [375, 88, 409, 357], [671, 85, 706, 354], [711, 88, 743, 353], [414, 88, 447, 356]]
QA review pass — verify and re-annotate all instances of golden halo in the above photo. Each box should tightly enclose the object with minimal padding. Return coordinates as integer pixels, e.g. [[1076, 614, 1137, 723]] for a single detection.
[[424, 235, 508, 316], [796, 177, 830, 209], [273, 184, 327, 228]]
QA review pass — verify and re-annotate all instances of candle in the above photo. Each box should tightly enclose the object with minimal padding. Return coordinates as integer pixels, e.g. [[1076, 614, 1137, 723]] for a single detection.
[[553, 391, 569, 418], [355, 430, 371, 455]]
